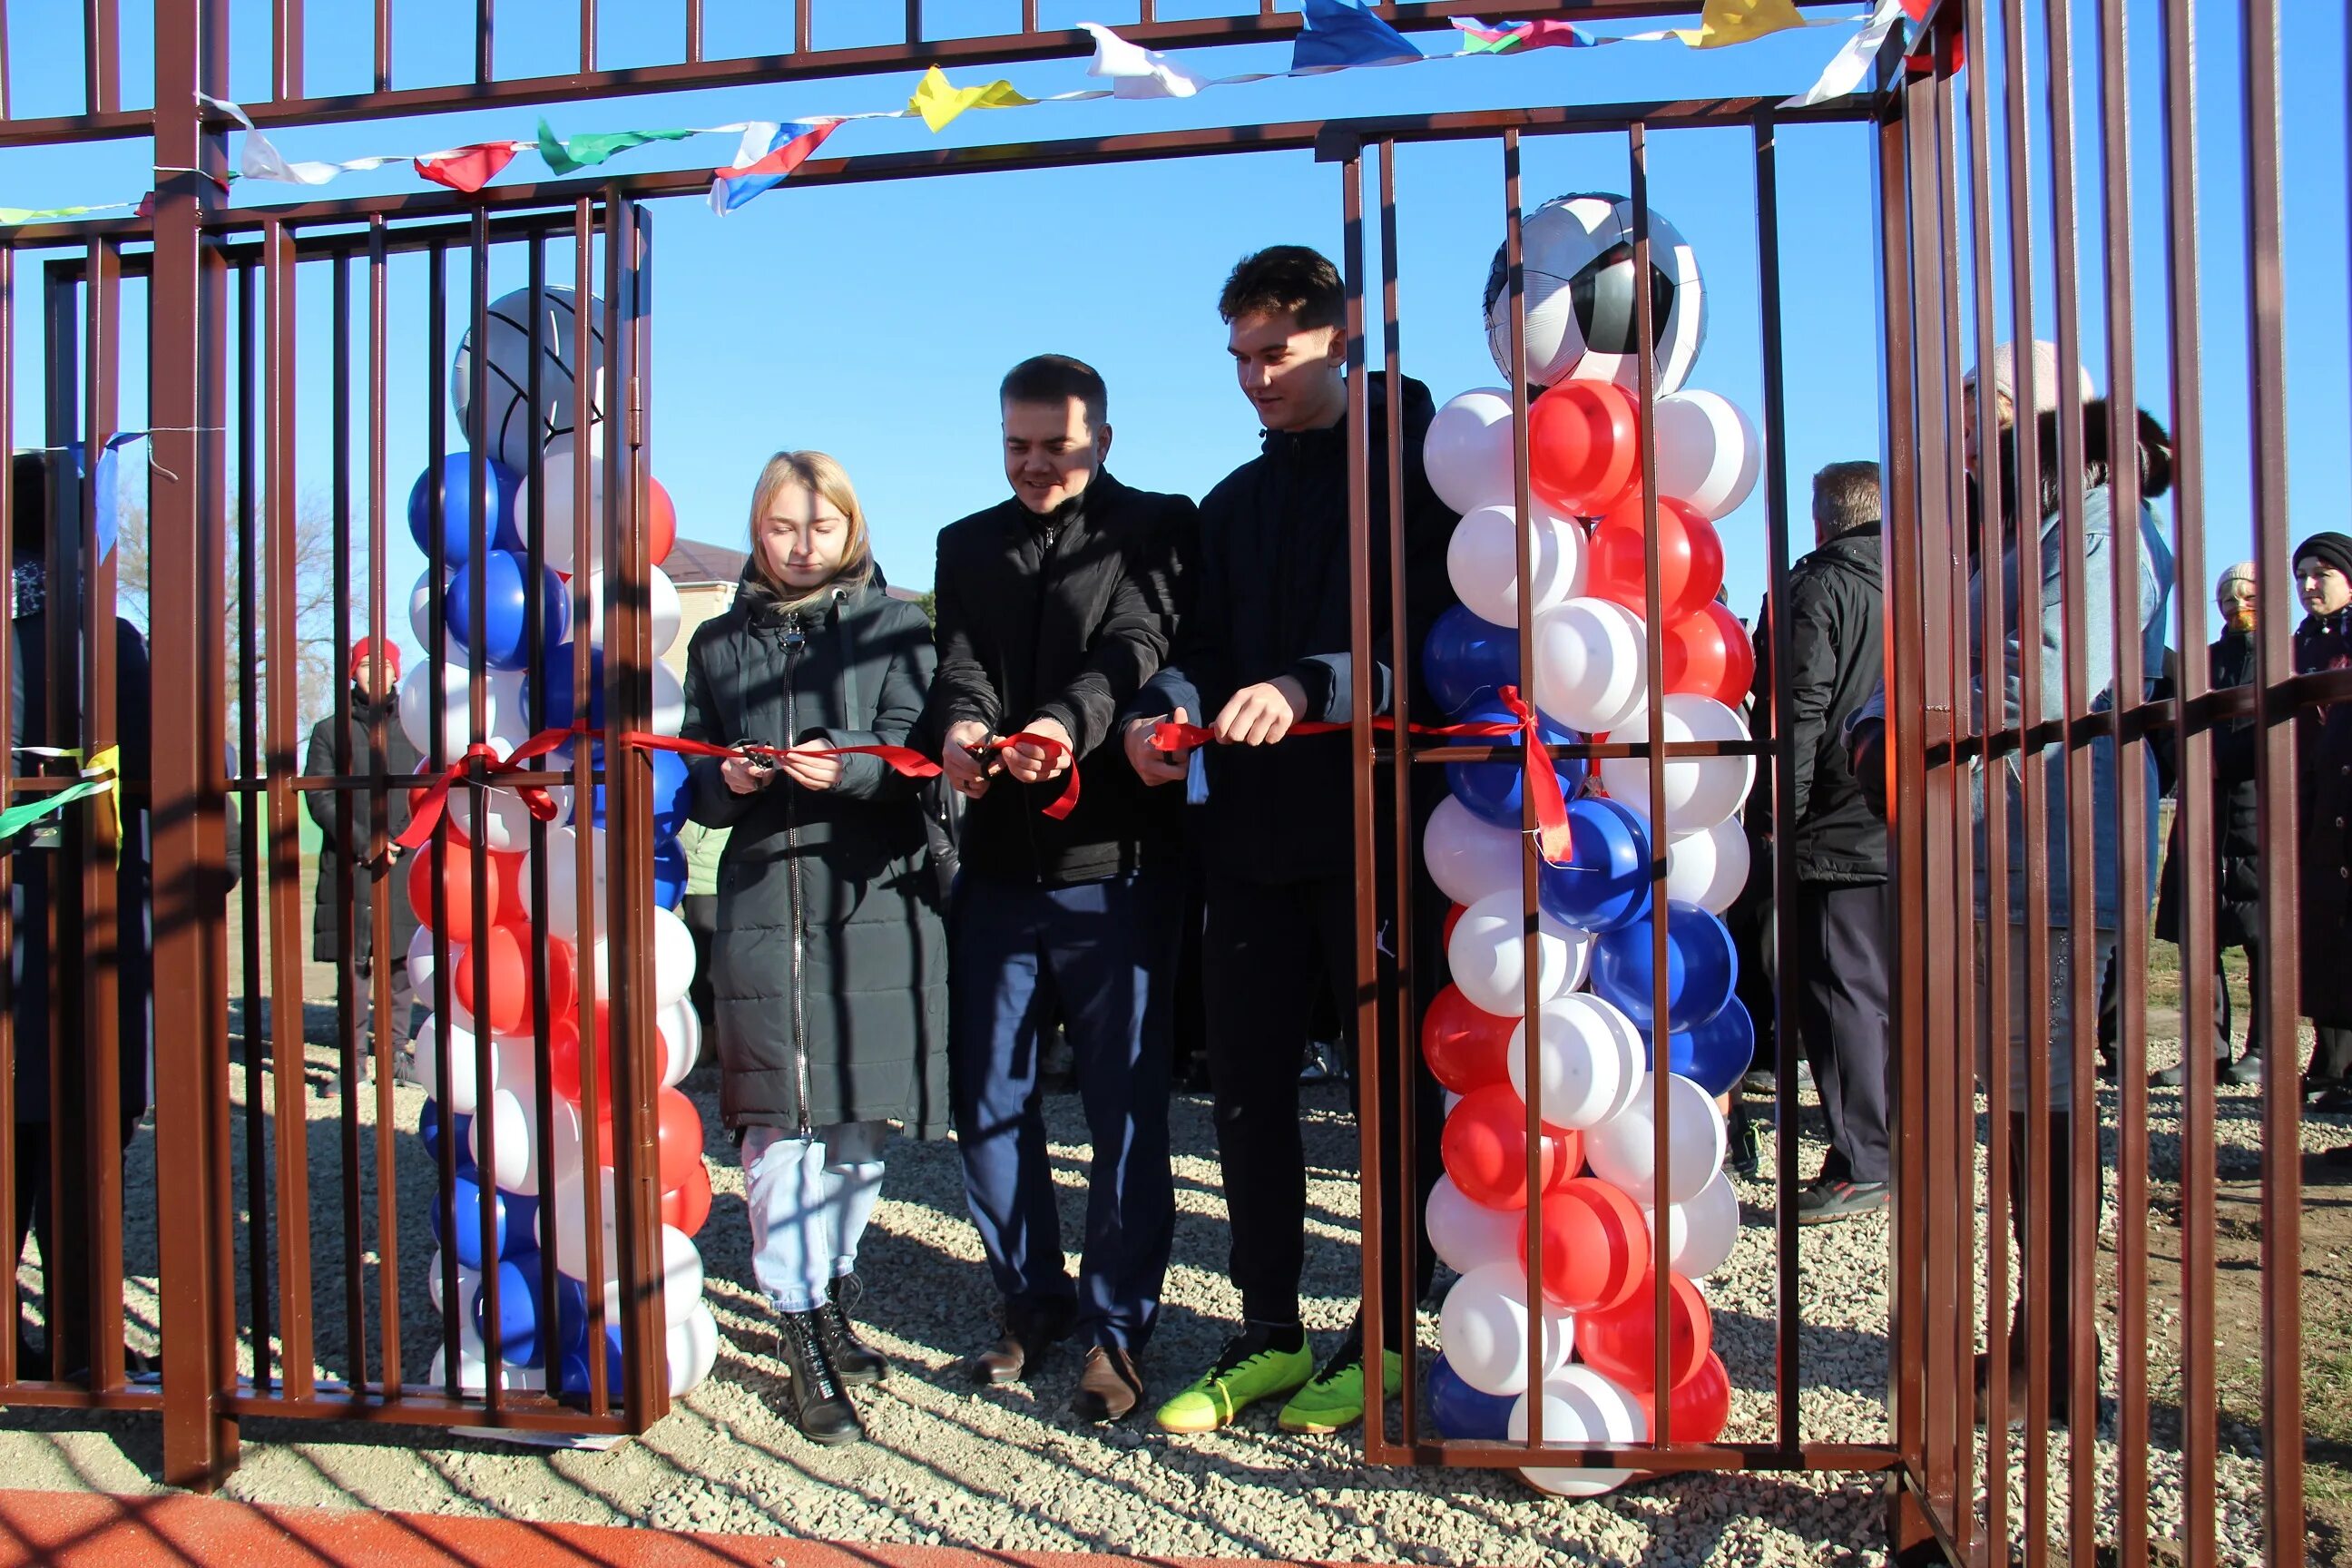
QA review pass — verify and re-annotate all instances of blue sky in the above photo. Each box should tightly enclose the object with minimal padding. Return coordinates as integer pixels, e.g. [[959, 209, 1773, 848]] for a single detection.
[[0, 0, 2344, 674]]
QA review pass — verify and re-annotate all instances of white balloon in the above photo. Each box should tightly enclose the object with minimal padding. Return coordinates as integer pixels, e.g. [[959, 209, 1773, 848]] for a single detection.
[[424, 1249, 482, 1316], [411, 1012, 496, 1114], [1667, 1167, 1740, 1279], [1599, 695, 1758, 835], [495, 1034, 541, 1089], [467, 1083, 583, 1198], [515, 434, 604, 575], [447, 782, 537, 853], [649, 661, 687, 738], [1448, 890, 1589, 1017], [1439, 1260, 1573, 1397], [583, 566, 683, 659], [1651, 389, 1760, 522], [1424, 796, 1526, 908], [1426, 1173, 1525, 1278], [667, 1298, 720, 1396], [542, 824, 609, 943], [1508, 1365, 1646, 1496], [1585, 1071, 1727, 1207], [408, 571, 468, 663], [1424, 387, 1518, 514], [1506, 991, 1644, 1132], [1530, 597, 1648, 734], [399, 660, 504, 760], [1446, 504, 1586, 630], [652, 906, 696, 1010], [1663, 816, 1752, 915], [656, 998, 701, 1089], [427, 1347, 546, 1395], [591, 1225, 702, 1331], [542, 1181, 704, 1328], [407, 926, 450, 1000]]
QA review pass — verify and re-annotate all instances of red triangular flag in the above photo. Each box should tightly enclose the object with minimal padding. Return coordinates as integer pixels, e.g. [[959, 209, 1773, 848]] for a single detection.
[[415, 142, 523, 193]]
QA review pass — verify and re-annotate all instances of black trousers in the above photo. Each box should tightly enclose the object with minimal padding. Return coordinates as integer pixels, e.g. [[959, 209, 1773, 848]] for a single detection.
[[1793, 879, 1894, 1186], [1200, 870, 1443, 1342], [13, 1104, 142, 1378], [2102, 936, 2262, 1062]]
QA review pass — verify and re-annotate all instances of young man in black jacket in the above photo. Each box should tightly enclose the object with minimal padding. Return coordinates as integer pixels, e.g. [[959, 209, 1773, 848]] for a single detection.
[[925, 355, 1195, 1424], [1754, 461, 1895, 1223], [1122, 246, 1455, 1436]]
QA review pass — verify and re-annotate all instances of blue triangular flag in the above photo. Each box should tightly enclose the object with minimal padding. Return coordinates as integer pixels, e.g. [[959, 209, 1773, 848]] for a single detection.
[[1293, 0, 1423, 71]]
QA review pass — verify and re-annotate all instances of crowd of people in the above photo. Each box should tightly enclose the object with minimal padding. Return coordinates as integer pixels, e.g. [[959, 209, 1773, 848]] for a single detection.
[[7, 250, 2350, 1467]]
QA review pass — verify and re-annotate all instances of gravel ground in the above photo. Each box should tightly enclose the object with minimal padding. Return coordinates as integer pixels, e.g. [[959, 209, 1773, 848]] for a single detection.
[[0, 985, 2315, 1564]]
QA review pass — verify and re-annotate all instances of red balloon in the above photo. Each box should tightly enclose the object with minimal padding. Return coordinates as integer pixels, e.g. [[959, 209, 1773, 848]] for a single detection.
[[1529, 379, 1641, 516], [1586, 495, 1726, 624], [407, 840, 504, 941], [661, 1157, 713, 1238], [1573, 1270, 1712, 1394], [554, 1003, 675, 1108], [1661, 601, 1757, 707], [599, 1083, 705, 1196], [1440, 1084, 1581, 1210], [1421, 985, 1515, 1094], [1634, 1349, 1731, 1445], [454, 925, 577, 1038], [1441, 903, 1468, 949], [648, 478, 678, 566], [1522, 1177, 1651, 1313]]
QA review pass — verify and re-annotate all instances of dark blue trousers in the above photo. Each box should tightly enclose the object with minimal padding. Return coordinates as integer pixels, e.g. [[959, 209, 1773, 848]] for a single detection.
[[948, 869, 1179, 1353]]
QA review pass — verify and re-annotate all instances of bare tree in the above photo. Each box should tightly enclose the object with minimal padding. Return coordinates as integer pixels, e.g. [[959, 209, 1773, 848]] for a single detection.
[[114, 490, 347, 740]]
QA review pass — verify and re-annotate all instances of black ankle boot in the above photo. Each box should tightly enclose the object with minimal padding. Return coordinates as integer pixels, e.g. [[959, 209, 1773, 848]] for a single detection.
[[777, 1309, 863, 1446], [820, 1278, 887, 1387]]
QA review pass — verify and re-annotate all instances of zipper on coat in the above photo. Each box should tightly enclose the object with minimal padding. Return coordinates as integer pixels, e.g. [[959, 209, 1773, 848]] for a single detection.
[[1018, 519, 1064, 879], [779, 611, 815, 1139]]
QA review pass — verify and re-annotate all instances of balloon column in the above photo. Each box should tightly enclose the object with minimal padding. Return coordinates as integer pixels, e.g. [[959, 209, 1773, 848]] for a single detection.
[[408, 284, 715, 1401], [1420, 193, 1759, 1494]]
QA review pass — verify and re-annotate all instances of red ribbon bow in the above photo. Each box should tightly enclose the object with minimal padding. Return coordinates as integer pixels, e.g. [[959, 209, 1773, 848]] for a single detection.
[[395, 726, 583, 853]]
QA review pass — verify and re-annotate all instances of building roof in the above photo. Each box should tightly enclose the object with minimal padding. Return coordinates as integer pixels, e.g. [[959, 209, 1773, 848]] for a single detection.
[[662, 537, 749, 587]]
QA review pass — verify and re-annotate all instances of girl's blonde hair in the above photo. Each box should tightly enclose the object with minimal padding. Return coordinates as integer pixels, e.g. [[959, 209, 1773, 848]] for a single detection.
[[745, 449, 876, 610]]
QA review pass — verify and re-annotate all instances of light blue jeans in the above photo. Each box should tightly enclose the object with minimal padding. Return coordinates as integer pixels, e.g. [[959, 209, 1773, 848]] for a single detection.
[[740, 1121, 887, 1313]]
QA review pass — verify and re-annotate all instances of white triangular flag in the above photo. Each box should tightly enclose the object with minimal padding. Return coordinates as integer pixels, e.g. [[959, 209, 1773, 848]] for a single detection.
[[1781, 0, 1906, 110], [1081, 21, 1211, 99]]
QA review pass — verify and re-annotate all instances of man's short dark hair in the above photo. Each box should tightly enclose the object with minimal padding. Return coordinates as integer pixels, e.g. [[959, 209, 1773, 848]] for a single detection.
[[1218, 245, 1345, 332], [1812, 460, 1881, 536], [1000, 354, 1107, 428]]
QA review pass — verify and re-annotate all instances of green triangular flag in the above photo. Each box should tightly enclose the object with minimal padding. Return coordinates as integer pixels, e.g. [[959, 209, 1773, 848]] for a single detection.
[[535, 118, 700, 176]]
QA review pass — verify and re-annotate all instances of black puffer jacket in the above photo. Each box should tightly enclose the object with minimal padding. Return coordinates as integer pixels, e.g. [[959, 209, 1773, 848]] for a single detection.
[[1133, 375, 1458, 884], [301, 690, 422, 965], [1753, 524, 1886, 885], [2297, 607, 2352, 1025], [922, 472, 1192, 887], [2154, 631, 2259, 950], [680, 573, 949, 1136]]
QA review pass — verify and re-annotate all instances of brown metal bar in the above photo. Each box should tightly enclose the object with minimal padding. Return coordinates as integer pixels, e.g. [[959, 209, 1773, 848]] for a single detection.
[[220, 1391, 630, 1429], [365, 213, 403, 1404], [275, 0, 306, 103], [0, 7, 12, 120], [1626, 121, 1673, 1446], [149, 0, 239, 1483], [81, 233, 126, 1398], [794, 0, 810, 58], [2240, 1, 2304, 1560], [572, 197, 611, 1420], [521, 233, 564, 1407], [328, 250, 368, 1393], [581, 0, 595, 74], [424, 239, 464, 1399], [477, 0, 495, 85], [0, 247, 15, 1395], [685, 0, 704, 64], [375, 0, 391, 93], [84, 0, 118, 115], [463, 207, 502, 1423], [232, 257, 271, 1396], [263, 217, 318, 1403], [41, 261, 81, 1396]]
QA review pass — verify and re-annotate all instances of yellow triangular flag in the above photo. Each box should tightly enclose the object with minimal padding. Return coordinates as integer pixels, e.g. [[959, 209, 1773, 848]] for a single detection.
[[1673, 0, 1807, 48], [908, 65, 1038, 133]]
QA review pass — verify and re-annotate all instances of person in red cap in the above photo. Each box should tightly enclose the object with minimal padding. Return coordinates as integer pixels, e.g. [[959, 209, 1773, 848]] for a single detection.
[[301, 637, 422, 1064]]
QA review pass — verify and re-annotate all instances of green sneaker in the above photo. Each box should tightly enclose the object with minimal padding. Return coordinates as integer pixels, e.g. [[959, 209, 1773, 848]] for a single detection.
[[1278, 1339, 1404, 1434], [1153, 1326, 1314, 1434]]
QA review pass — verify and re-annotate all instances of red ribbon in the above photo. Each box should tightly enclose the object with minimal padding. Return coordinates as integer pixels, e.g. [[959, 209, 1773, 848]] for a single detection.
[[1148, 682, 1571, 863], [613, 730, 946, 782], [395, 725, 583, 852]]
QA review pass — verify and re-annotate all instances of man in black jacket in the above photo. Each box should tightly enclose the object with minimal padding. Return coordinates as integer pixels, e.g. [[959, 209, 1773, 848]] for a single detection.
[[1122, 246, 1455, 1437], [1757, 461, 1895, 1224], [302, 639, 421, 1065], [925, 355, 1195, 1424]]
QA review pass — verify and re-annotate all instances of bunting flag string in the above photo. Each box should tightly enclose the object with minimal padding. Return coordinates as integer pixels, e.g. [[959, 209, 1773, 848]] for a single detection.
[[147, 5, 1887, 219]]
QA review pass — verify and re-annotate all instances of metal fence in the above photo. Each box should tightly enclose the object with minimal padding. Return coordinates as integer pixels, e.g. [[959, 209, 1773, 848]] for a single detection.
[[0, 2, 2326, 1563]]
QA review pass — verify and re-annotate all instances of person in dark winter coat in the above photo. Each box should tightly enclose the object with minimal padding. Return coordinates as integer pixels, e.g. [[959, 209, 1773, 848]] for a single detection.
[[679, 449, 946, 1448], [2292, 531, 2352, 1091], [1120, 246, 1455, 1438], [302, 638, 422, 1059], [2149, 564, 2264, 1085], [1752, 462, 1894, 1225], [922, 355, 1193, 1425]]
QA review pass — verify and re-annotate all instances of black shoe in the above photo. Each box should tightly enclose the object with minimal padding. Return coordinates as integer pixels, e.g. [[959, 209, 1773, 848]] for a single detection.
[[1795, 1177, 1889, 1225], [776, 1309, 863, 1446], [819, 1277, 887, 1387], [2224, 1053, 2265, 1086], [2315, 1085, 2352, 1115], [2151, 1056, 2228, 1088]]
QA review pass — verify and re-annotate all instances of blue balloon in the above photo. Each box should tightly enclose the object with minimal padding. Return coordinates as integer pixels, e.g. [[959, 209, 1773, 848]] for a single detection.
[[473, 1250, 553, 1367], [526, 650, 605, 731], [447, 549, 570, 671], [407, 453, 521, 566], [553, 1276, 624, 1396], [428, 1171, 507, 1270], [1423, 604, 1522, 715], [1651, 994, 1758, 1099], [416, 1100, 475, 1178], [1445, 702, 1585, 828], [653, 841, 688, 909], [591, 744, 690, 834], [1427, 1354, 1514, 1441], [1538, 797, 1653, 933], [1590, 899, 1739, 1033]]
